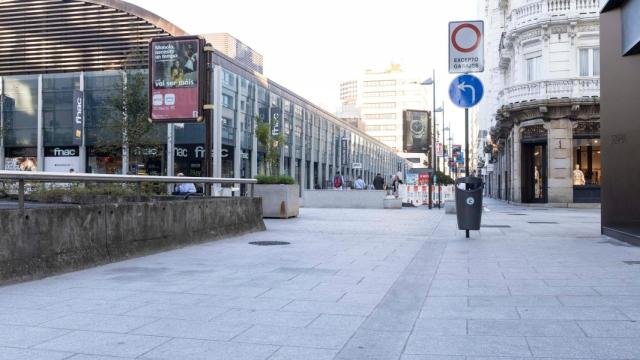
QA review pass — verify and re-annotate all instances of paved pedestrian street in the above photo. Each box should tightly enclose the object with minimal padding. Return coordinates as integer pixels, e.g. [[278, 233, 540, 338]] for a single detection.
[[1, 200, 639, 359]]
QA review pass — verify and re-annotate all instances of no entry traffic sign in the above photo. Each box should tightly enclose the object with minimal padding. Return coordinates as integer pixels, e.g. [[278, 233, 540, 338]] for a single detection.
[[449, 21, 484, 74]]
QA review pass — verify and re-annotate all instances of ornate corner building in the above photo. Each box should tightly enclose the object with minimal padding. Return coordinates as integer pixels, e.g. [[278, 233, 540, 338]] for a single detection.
[[481, 0, 601, 204]]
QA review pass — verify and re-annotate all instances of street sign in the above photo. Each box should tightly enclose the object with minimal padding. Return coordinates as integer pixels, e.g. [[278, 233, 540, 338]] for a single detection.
[[352, 162, 363, 169], [449, 21, 484, 73], [449, 74, 484, 109]]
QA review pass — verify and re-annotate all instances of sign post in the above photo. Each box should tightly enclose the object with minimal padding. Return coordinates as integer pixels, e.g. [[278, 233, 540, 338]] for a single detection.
[[449, 73, 484, 238], [449, 74, 484, 177]]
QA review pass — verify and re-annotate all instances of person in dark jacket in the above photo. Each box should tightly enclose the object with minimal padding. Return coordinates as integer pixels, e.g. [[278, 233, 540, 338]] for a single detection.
[[373, 173, 385, 190]]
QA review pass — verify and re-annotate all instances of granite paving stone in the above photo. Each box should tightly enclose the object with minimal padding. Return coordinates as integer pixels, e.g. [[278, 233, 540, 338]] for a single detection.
[[235, 324, 353, 349], [34, 330, 170, 358], [1, 201, 638, 360], [140, 338, 278, 360], [131, 318, 251, 341], [0, 347, 72, 360]]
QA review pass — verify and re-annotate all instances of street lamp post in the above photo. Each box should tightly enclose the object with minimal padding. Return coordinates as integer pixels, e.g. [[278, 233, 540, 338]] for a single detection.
[[421, 70, 437, 209], [439, 102, 445, 207]]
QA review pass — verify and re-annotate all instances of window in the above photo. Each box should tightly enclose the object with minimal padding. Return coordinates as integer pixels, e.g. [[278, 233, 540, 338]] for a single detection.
[[363, 80, 396, 87], [364, 91, 396, 98], [363, 113, 396, 120], [363, 102, 396, 109], [572, 138, 601, 186], [222, 70, 235, 88], [43, 73, 80, 146], [526, 55, 542, 81], [222, 94, 234, 109], [579, 48, 600, 77]]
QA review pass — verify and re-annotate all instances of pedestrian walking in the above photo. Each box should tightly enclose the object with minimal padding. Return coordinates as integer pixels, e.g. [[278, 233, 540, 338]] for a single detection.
[[373, 173, 385, 190], [333, 172, 344, 190], [392, 173, 403, 198], [354, 176, 366, 190]]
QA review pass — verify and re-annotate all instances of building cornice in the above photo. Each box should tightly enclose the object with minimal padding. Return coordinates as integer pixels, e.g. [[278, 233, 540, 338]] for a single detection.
[[493, 97, 600, 141]]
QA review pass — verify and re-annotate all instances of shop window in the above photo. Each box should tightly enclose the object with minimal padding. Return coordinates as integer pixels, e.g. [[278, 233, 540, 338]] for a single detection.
[[573, 138, 601, 186]]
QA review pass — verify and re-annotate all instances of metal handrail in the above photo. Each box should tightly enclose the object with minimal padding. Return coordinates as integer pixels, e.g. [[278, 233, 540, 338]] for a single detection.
[[0, 171, 257, 211]]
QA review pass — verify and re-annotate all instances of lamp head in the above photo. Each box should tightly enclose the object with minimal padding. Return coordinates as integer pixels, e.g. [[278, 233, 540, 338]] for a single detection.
[[421, 78, 434, 86]]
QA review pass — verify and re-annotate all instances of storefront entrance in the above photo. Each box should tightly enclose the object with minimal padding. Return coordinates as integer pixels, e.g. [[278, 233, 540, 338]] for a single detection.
[[522, 142, 547, 203]]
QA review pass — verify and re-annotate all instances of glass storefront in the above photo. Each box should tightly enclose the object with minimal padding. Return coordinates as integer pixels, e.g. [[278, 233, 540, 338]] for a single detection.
[[2, 75, 39, 148], [84, 71, 122, 146], [0, 68, 404, 191], [43, 73, 80, 147], [87, 147, 122, 174]]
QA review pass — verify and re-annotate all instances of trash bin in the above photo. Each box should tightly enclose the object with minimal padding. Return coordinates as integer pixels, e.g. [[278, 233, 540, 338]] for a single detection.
[[455, 177, 484, 235]]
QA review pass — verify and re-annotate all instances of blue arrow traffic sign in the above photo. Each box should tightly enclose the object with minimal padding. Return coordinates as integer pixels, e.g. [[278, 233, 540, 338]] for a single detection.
[[449, 74, 484, 108]]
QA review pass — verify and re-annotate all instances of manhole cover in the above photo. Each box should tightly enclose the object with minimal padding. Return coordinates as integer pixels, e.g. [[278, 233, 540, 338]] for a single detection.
[[623, 261, 640, 265], [249, 241, 290, 246], [482, 225, 511, 228], [528, 221, 558, 224]]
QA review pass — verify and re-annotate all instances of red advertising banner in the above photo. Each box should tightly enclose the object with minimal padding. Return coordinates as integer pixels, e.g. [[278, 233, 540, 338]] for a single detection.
[[149, 37, 204, 122]]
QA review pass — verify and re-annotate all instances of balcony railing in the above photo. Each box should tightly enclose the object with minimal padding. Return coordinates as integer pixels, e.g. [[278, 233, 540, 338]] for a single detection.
[[509, 0, 599, 30], [499, 78, 600, 105]]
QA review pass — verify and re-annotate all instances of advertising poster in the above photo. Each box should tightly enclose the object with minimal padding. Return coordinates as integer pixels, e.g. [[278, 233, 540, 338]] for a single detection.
[[4, 158, 37, 171], [403, 110, 431, 153], [341, 138, 349, 166], [452, 144, 462, 163], [405, 173, 418, 185], [150, 37, 203, 122]]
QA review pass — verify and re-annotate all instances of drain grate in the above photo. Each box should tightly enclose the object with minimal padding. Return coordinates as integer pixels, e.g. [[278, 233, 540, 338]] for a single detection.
[[482, 225, 511, 228], [623, 261, 640, 265], [249, 241, 290, 246], [508, 213, 527, 216], [528, 221, 558, 224]]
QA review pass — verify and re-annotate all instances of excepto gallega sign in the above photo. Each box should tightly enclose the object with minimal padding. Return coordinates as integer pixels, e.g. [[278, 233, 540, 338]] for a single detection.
[[449, 21, 484, 73]]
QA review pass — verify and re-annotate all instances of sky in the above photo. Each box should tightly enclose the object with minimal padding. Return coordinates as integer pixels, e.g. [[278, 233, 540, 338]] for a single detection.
[[128, 0, 480, 143]]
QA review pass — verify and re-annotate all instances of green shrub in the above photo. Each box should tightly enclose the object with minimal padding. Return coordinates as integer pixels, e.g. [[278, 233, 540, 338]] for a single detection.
[[256, 175, 295, 185], [28, 183, 157, 203]]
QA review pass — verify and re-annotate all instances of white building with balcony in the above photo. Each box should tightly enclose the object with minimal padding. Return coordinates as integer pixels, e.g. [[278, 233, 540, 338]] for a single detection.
[[479, 0, 601, 205]]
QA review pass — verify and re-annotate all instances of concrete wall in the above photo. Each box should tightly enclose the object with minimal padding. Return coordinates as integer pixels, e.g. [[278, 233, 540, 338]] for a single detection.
[[302, 190, 387, 209], [0, 198, 265, 284], [600, 7, 640, 244]]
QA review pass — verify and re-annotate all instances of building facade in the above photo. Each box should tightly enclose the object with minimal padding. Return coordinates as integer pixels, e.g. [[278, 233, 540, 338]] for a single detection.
[[479, 0, 601, 204], [0, 0, 411, 192], [338, 64, 430, 166], [203, 33, 265, 74], [600, 0, 640, 244]]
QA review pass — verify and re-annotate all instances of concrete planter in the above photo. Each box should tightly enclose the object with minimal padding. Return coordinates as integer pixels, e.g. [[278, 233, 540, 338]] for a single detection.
[[302, 190, 387, 209], [383, 196, 402, 209], [254, 184, 299, 219]]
